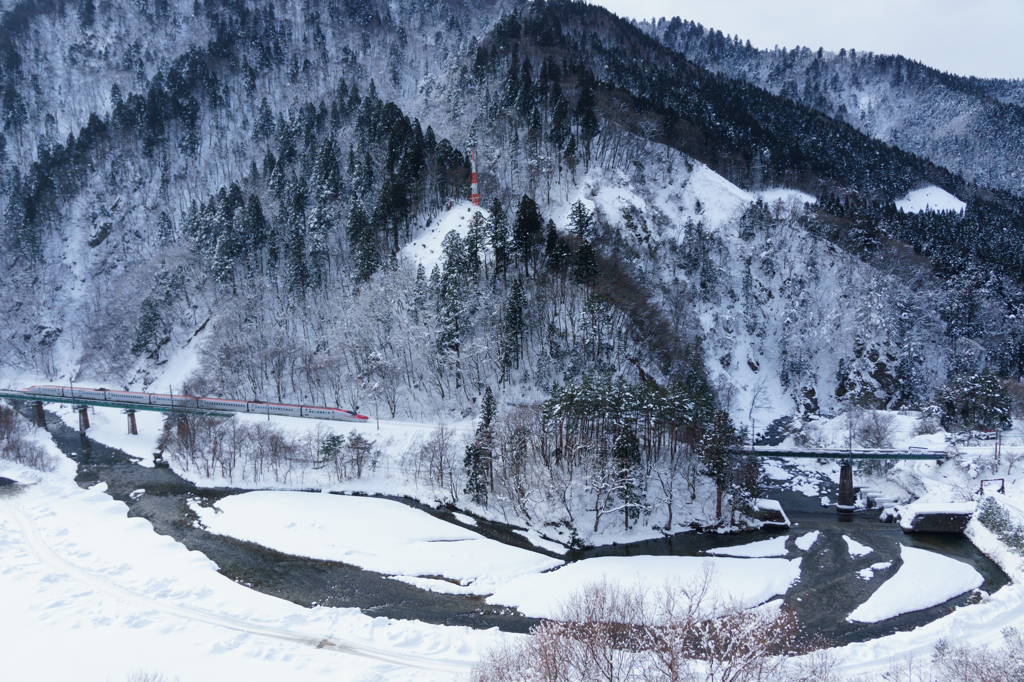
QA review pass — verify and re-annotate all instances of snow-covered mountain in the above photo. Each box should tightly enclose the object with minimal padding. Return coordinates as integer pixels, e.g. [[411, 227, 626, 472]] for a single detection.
[[644, 16, 1024, 197], [0, 0, 1022, 431]]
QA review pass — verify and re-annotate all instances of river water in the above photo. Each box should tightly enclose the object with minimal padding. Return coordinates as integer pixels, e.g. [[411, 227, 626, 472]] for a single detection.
[[35, 409, 1010, 646]]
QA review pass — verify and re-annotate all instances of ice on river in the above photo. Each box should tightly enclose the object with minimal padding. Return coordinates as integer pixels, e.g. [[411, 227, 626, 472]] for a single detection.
[[847, 545, 983, 623], [795, 531, 820, 551], [843, 535, 874, 557], [706, 535, 789, 557], [191, 491, 563, 594]]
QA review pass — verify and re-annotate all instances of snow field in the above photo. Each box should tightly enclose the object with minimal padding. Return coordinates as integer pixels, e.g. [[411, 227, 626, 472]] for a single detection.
[[895, 186, 967, 214], [400, 201, 489, 272], [51, 402, 166, 467], [858, 562, 893, 581], [52, 402, 475, 496], [7, 401, 1024, 680], [0, 451, 496, 681]]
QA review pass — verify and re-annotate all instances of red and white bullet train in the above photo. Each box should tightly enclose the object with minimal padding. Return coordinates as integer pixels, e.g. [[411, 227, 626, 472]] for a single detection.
[[19, 385, 369, 423]]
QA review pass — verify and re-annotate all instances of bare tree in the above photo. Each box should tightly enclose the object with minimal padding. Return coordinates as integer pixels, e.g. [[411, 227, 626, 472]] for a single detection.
[[0, 403, 58, 472], [857, 410, 898, 449], [417, 425, 462, 503], [747, 377, 772, 448]]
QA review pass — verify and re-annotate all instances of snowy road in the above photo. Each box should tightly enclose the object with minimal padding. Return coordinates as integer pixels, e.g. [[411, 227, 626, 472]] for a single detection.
[[0, 497, 474, 676]]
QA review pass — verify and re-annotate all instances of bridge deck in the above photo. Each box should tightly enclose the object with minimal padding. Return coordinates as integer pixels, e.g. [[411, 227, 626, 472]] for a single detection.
[[739, 446, 947, 460]]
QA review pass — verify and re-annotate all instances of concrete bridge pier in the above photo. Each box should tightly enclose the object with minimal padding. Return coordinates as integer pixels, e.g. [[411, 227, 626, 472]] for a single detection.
[[127, 409, 138, 435], [32, 401, 46, 428], [77, 406, 90, 433], [837, 459, 856, 512]]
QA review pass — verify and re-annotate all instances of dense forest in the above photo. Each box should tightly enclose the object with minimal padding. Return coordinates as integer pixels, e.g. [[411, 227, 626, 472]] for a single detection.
[[1, 0, 1023, 531]]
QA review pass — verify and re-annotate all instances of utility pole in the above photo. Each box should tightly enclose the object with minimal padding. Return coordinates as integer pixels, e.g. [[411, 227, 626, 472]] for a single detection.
[[470, 150, 481, 206]]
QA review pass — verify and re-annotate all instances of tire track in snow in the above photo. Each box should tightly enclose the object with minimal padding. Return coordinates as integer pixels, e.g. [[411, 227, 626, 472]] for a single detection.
[[0, 500, 474, 675]]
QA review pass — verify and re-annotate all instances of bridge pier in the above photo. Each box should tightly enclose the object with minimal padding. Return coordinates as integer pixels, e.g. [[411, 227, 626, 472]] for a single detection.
[[77, 405, 90, 433], [837, 459, 856, 512], [32, 401, 46, 428], [127, 409, 138, 435]]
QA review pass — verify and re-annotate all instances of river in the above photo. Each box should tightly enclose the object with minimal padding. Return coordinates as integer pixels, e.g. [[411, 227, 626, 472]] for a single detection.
[[36, 408, 1010, 646]]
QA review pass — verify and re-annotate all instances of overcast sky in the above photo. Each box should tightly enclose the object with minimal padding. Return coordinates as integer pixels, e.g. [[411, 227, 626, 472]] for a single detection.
[[589, 0, 1024, 80]]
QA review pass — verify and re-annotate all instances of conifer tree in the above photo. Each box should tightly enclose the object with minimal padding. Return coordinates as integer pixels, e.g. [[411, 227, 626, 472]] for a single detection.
[[567, 200, 593, 239], [78, 0, 95, 28], [515, 57, 535, 120], [465, 212, 485, 278], [463, 442, 488, 505], [501, 278, 527, 376], [131, 298, 162, 357], [548, 95, 570, 151], [349, 198, 379, 282], [544, 219, 569, 271], [575, 69, 600, 170], [156, 211, 175, 246], [938, 370, 1012, 431], [286, 222, 310, 294], [464, 386, 497, 504], [512, 194, 543, 275], [241, 194, 270, 258], [487, 198, 511, 280], [437, 231, 470, 365], [697, 410, 740, 520], [308, 202, 331, 289], [612, 428, 645, 529]]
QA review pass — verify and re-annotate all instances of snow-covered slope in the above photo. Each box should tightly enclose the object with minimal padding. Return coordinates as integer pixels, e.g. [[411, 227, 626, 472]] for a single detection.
[[401, 202, 489, 272], [896, 186, 967, 214], [541, 145, 938, 428]]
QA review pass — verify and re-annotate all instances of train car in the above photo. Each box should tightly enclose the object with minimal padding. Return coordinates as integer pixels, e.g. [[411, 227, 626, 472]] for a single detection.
[[20, 385, 66, 397], [104, 390, 150, 405], [197, 398, 249, 413]]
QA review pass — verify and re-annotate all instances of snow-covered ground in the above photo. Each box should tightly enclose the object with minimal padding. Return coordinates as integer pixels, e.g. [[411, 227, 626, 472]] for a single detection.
[[795, 530, 820, 551], [757, 188, 818, 206], [0, 428, 494, 682], [49, 400, 475, 493], [6, 399, 1024, 680], [486, 555, 803, 619]]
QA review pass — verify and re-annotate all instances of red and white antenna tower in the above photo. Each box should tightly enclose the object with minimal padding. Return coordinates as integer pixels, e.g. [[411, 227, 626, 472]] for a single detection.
[[470, 150, 481, 206]]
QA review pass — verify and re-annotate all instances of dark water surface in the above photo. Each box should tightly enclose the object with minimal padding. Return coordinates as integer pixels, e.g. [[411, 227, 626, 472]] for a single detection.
[[35, 409, 1010, 644]]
